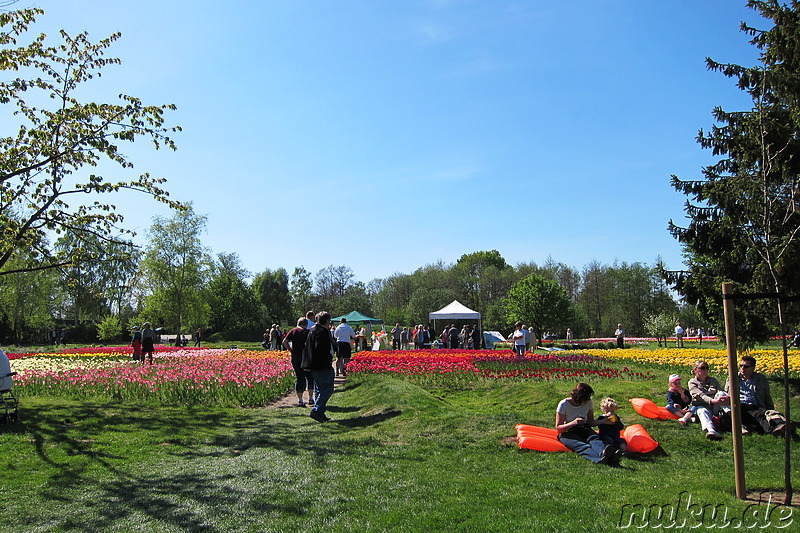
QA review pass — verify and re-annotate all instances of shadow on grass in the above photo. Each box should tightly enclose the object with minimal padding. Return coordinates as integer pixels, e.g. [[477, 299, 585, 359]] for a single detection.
[[335, 409, 401, 427], [14, 401, 358, 530]]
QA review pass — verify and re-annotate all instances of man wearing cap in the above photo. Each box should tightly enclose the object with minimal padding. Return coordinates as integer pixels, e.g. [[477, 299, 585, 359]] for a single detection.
[[725, 355, 786, 436]]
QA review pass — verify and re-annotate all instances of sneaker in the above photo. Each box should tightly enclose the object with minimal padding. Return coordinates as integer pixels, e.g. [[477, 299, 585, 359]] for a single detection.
[[772, 423, 786, 437], [309, 411, 330, 422], [296, 401, 305, 407], [741, 426, 750, 435], [706, 430, 723, 441]]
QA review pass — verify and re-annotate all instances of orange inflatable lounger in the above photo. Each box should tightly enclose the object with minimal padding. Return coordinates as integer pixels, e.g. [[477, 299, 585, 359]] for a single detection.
[[629, 398, 679, 420], [516, 423, 659, 454], [623, 424, 659, 453], [516, 424, 570, 452]]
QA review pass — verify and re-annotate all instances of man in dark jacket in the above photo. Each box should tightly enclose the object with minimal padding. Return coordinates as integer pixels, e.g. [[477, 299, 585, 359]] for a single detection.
[[302, 311, 335, 422]]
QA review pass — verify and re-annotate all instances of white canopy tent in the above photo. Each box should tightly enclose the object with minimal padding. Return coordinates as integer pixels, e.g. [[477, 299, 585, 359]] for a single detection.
[[429, 301, 482, 344]]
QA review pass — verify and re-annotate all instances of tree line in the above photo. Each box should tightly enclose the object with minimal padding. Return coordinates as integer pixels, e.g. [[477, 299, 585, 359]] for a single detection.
[[0, 205, 689, 344]]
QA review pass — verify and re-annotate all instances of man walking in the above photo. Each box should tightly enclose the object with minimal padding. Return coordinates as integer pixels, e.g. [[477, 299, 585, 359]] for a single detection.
[[302, 311, 335, 422]]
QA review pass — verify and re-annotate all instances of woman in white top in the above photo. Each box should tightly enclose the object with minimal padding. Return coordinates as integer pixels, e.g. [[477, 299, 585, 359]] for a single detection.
[[555, 382, 619, 465], [511, 322, 526, 356]]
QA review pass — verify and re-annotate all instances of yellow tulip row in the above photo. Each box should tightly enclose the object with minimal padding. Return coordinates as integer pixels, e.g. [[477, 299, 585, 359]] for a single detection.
[[583, 347, 800, 376]]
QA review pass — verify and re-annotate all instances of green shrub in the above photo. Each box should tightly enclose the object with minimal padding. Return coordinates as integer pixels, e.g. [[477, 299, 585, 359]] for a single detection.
[[97, 316, 123, 343]]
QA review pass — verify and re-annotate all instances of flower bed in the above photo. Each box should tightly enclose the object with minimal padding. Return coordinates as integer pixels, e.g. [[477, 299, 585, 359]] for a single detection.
[[348, 349, 654, 389], [582, 347, 800, 376], [10, 348, 294, 406]]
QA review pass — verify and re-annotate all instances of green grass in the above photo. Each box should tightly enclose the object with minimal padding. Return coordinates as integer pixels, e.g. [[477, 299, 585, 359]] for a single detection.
[[2, 368, 799, 532]]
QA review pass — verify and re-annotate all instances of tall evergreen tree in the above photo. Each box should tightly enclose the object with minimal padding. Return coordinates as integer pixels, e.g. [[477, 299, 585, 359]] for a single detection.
[[668, 0, 800, 501]]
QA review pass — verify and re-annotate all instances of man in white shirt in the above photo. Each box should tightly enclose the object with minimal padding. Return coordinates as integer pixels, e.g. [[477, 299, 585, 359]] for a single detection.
[[334, 318, 356, 376], [512, 322, 526, 356], [675, 322, 685, 348]]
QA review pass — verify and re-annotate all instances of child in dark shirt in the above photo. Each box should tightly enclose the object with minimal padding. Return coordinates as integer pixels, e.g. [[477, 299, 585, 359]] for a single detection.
[[666, 374, 694, 425], [597, 397, 627, 456]]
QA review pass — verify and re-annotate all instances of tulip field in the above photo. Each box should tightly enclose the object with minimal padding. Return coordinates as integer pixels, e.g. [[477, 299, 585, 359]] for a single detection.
[[8, 346, 295, 406], [4, 343, 800, 532], [8, 344, 800, 407]]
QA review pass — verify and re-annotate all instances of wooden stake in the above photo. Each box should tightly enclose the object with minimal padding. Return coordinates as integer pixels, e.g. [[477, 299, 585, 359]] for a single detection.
[[722, 282, 746, 500]]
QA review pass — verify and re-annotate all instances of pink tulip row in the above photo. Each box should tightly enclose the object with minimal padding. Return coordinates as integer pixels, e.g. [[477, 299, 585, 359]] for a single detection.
[[15, 349, 294, 406]]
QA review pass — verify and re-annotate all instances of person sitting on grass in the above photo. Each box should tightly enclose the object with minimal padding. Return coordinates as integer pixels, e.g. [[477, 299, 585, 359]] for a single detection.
[[597, 397, 626, 458], [688, 360, 728, 440], [725, 355, 786, 436], [666, 374, 694, 426], [555, 382, 619, 466]]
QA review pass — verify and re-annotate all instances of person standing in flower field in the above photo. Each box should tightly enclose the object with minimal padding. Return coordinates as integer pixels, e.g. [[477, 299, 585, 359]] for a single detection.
[[283, 317, 314, 407], [269, 325, 280, 350], [302, 311, 335, 422], [334, 317, 356, 377], [401, 327, 410, 349], [511, 322, 526, 356], [131, 326, 142, 361], [448, 324, 459, 349], [675, 322, 685, 348], [615, 324, 624, 349], [471, 325, 481, 349], [141, 322, 155, 364], [391, 323, 401, 350]]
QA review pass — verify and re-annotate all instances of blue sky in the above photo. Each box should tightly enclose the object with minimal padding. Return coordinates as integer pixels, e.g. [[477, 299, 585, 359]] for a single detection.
[[23, 1, 766, 283]]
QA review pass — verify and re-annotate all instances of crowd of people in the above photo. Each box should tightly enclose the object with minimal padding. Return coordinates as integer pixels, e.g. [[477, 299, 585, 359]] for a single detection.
[[555, 355, 788, 466]]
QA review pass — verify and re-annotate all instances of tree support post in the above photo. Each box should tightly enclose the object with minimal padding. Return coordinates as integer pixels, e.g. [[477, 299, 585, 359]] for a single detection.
[[722, 282, 746, 500]]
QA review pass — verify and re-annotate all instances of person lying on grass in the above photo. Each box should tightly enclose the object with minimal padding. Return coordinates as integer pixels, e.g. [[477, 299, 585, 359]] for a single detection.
[[555, 382, 621, 466]]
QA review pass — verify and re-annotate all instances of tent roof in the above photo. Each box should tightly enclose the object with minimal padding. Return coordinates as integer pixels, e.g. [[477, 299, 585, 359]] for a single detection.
[[332, 310, 383, 324], [428, 300, 481, 320]]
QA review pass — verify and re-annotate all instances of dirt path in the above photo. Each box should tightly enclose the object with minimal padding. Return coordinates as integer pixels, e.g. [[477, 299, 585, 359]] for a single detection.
[[267, 374, 347, 409]]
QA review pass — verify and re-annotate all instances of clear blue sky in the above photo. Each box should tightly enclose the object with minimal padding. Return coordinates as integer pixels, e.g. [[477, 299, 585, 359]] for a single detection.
[[24, 1, 766, 283]]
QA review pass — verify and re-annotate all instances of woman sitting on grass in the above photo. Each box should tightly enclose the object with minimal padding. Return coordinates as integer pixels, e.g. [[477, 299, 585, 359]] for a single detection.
[[688, 360, 729, 441], [555, 382, 620, 465]]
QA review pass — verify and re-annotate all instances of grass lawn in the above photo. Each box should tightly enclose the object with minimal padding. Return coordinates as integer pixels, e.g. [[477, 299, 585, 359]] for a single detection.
[[2, 359, 799, 531]]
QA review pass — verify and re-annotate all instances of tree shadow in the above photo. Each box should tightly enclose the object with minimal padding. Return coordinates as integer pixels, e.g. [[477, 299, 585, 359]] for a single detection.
[[334, 409, 401, 428], [9, 399, 416, 530]]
